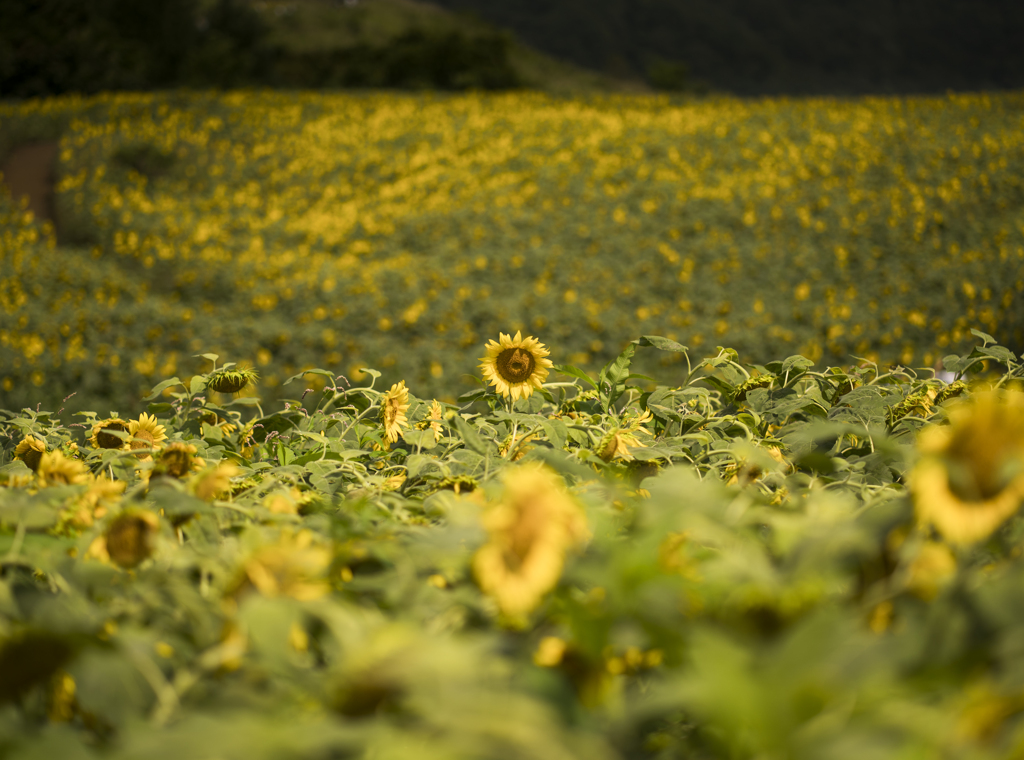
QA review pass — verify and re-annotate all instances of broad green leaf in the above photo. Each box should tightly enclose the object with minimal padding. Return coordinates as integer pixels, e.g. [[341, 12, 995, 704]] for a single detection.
[[143, 377, 183, 401]]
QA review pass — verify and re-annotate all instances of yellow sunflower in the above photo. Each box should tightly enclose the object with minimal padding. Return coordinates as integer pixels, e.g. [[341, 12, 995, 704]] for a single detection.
[[150, 442, 203, 480], [427, 399, 444, 443], [911, 391, 1024, 544], [226, 529, 332, 601], [381, 380, 410, 445], [473, 463, 589, 620], [128, 412, 167, 460], [190, 460, 240, 501], [89, 418, 131, 450], [36, 451, 90, 487], [479, 331, 553, 402], [14, 436, 46, 472]]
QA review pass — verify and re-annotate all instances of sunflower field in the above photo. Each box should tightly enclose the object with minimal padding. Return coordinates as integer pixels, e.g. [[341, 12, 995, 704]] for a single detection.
[[1, 89, 1023, 415], [2, 329, 1024, 759]]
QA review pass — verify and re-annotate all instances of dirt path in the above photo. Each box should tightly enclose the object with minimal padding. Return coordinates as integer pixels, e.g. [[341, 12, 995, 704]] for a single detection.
[[0, 141, 59, 224]]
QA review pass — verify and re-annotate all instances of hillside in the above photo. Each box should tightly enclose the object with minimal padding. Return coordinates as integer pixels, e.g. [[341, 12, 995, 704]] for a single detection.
[[429, 0, 1024, 95], [0, 0, 637, 99]]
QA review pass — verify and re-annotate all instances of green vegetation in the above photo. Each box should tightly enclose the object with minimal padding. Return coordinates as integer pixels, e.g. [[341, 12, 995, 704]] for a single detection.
[[2, 332, 1024, 758]]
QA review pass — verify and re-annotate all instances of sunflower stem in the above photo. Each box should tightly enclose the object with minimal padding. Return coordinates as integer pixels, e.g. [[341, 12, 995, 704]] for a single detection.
[[506, 397, 518, 459]]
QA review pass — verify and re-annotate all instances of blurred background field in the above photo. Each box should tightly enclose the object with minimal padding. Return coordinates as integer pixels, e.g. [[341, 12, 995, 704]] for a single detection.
[[1, 88, 1023, 414]]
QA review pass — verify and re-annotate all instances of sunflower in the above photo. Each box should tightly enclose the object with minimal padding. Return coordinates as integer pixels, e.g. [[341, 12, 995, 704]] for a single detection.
[[226, 529, 332, 601], [479, 331, 553, 402], [190, 460, 240, 502], [36, 451, 90, 487], [128, 413, 167, 460], [207, 366, 259, 395], [103, 510, 161, 569], [14, 436, 46, 472], [89, 418, 130, 450], [58, 474, 126, 531], [427, 399, 444, 443], [151, 442, 203, 480], [473, 463, 588, 621], [380, 380, 410, 445], [911, 391, 1024, 544]]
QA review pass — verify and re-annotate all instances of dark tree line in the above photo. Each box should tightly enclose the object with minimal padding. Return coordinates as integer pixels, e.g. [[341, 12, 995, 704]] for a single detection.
[[431, 0, 1024, 94], [0, 0, 522, 99]]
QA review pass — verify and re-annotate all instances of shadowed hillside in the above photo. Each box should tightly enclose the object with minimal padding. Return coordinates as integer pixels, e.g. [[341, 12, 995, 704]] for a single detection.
[[429, 0, 1024, 95]]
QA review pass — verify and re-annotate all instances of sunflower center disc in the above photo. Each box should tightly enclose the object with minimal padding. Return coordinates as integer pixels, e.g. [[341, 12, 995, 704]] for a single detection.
[[498, 348, 535, 383]]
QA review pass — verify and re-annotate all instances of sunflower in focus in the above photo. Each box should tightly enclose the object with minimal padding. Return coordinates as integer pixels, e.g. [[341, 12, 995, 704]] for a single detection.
[[473, 463, 588, 621], [380, 381, 410, 445], [479, 331, 553, 402], [89, 418, 131, 450], [207, 366, 259, 395], [128, 413, 167, 460], [911, 391, 1024, 545], [36, 451, 90, 487], [14, 436, 46, 472]]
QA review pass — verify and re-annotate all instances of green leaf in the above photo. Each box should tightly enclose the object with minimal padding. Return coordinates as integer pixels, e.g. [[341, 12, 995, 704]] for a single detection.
[[635, 335, 689, 353], [537, 417, 568, 450], [402, 429, 438, 450], [970, 328, 997, 346], [143, 377, 183, 401], [190, 375, 207, 395], [451, 415, 495, 457], [283, 368, 338, 386], [553, 364, 598, 390]]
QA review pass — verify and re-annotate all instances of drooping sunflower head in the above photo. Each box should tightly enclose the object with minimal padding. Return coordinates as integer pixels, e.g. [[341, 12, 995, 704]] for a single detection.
[[472, 463, 588, 620], [911, 391, 1024, 544], [152, 442, 203, 480], [128, 412, 168, 460], [207, 366, 259, 395], [89, 418, 131, 450], [103, 510, 161, 569], [36, 451, 90, 488], [380, 380, 410, 445], [14, 436, 46, 472], [479, 331, 553, 402]]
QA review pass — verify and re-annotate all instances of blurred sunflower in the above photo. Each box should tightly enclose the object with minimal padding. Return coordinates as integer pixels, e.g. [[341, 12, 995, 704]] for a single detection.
[[911, 391, 1024, 544], [14, 436, 46, 472], [36, 451, 89, 487], [190, 460, 240, 501], [381, 380, 409, 445], [102, 510, 161, 569], [226, 529, 332, 601], [427, 399, 443, 443], [128, 413, 167, 460], [473, 463, 588, 620], [479, 331, 553, 402], [151, 442, 204, 480], [89, 418, 130, 450]]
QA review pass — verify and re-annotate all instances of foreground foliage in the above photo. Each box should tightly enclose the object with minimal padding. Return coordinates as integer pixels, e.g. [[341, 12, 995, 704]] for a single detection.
[[3, 334, 1024, 759], [2, 90, 1023, 414]]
